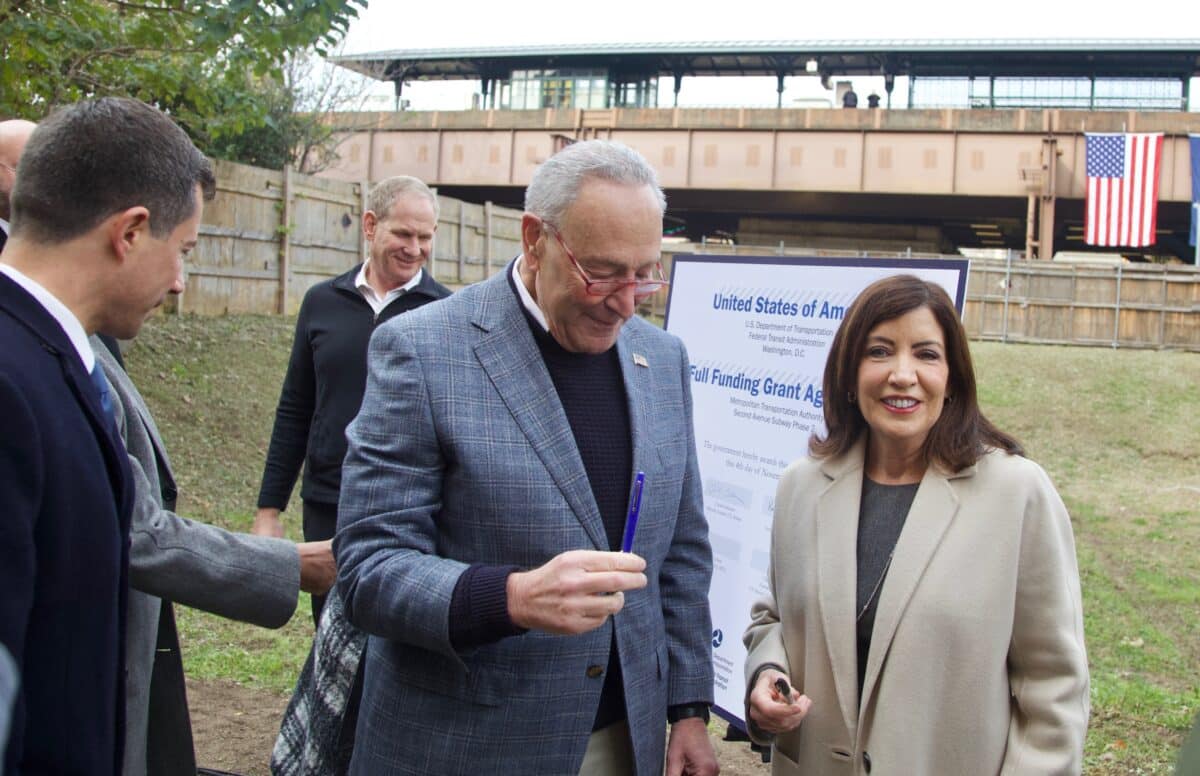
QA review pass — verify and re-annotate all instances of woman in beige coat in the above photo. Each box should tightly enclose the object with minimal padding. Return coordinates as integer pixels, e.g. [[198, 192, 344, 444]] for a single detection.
[[744, 275, 1089, 775]]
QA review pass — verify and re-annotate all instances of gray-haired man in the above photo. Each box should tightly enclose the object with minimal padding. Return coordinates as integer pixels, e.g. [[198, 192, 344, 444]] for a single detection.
[[253, 176, 451, 626], [336, 140, 718, 775]]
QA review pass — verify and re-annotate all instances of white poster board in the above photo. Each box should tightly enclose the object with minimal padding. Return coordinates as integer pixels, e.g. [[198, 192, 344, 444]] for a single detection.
[[663, 255, 969, 727]]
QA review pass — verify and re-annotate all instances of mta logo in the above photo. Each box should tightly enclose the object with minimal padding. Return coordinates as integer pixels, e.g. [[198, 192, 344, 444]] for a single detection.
[[712, 629, 723, 648]]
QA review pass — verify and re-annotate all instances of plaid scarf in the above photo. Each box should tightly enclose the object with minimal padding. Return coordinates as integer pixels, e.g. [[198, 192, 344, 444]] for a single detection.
[[271, 585, 367, 776]]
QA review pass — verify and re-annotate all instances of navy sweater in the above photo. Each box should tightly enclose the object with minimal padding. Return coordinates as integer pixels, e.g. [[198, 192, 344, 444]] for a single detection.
[[449, 271, 632, 731]]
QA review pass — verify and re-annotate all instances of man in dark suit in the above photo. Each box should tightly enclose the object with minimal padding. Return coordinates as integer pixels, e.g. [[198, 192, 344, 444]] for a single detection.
[[0, 97, 215, 775], [336, 141, 718, 775], [0, 119, 37, 253]]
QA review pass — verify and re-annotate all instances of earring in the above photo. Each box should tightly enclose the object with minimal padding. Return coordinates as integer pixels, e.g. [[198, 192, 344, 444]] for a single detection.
[[847, 391, 857, 404], [945, 395, 954, 405]]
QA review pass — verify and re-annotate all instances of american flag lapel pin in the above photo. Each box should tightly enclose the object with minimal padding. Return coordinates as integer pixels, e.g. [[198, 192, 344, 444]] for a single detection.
[[633, 352, 649, 368]]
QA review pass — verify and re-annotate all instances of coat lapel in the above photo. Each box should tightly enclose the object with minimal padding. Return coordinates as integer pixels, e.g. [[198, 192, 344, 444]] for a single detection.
[[616, 326, 653, 487], [858, 464, 968, 717], [815, 441, 866, 737], [119, 364, 173, 478], [1, 278, 131, 529], [471, 270, 607, 550], [100, 345, 177, 498]]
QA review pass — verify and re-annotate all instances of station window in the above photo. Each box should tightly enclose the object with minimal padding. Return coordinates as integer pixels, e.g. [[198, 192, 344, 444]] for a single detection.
[[913, 76, 1184, 111], [504, 69, 611, 109]]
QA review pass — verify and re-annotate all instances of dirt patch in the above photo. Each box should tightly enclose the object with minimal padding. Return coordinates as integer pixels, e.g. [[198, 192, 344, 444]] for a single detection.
[[709, 726, 773, 776], [189, 678, 288, 776], [187, 678, 769, 775]]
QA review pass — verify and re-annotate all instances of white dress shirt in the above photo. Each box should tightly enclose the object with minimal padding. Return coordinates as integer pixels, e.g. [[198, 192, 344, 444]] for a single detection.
[[354, 263, 423, 315], [0, 262, 95, 371]]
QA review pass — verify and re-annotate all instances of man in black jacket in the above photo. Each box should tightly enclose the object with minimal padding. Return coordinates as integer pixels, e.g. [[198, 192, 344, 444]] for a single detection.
[[252, 175, 451, 625]]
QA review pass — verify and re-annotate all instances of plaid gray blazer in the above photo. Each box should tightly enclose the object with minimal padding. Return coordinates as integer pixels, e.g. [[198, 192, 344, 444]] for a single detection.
[[334, 267, 714, 775]]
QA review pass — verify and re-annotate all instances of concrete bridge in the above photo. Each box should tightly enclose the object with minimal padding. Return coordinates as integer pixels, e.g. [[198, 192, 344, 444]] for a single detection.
[[319, 107, 1200, 260]]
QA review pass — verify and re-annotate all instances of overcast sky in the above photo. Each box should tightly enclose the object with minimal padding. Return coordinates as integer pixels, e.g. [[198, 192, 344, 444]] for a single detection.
[[333, 0, 1199, 110], [342, 0, 1194, 51]]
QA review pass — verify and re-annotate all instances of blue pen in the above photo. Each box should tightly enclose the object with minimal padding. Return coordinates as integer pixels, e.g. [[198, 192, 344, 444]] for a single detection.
[[621, 471, 645, 553]]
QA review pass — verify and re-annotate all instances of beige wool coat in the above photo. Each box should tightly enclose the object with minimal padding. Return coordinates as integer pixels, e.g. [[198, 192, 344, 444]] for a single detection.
[[744, 440, 1089, 775]]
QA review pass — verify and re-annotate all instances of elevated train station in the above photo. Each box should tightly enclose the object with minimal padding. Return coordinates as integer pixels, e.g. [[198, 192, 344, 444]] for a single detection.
[[324, 39, 1200, 262]]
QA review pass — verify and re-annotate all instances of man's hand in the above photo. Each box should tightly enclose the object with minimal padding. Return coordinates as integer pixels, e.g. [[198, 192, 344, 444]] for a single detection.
[[297, 540, 336, 595], [748, 668, 811, 735], [665, 717, 719, 776], [253, 507, 284, 538], [506, 550, 647, 634]]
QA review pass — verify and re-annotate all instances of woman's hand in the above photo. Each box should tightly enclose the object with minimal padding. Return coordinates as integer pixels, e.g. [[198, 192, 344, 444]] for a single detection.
[[748, 668, 811, 735]]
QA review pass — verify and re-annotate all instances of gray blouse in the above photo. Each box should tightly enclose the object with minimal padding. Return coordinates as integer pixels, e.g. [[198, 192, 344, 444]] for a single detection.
[[855, 477, 919, 705]]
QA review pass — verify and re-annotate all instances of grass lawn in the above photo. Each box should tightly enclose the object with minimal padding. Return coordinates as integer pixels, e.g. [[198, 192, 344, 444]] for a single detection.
[[127, 312, 1199, 774]]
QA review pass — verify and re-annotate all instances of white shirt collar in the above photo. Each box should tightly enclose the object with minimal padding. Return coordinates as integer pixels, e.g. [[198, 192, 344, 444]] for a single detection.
[[355, 262, 423, 315], [511, 256, 549, 332], [0, 263, 95, 371]]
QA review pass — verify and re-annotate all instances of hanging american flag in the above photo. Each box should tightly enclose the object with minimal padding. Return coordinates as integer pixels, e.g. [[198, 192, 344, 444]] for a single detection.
[[1085, 132, 1163, 248]]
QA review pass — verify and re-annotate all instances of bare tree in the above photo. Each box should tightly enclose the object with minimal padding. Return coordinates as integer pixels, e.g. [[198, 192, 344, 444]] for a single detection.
[[285, 42, 383, 174]]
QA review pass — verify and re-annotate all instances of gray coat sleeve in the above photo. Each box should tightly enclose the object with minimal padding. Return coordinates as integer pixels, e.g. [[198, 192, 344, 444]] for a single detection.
[[125, 478, 301, 629], [99, 340, 301, 629]]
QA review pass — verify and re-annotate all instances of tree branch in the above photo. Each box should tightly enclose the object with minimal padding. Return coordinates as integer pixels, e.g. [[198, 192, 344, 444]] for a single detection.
[[103, 0, 200, 17]]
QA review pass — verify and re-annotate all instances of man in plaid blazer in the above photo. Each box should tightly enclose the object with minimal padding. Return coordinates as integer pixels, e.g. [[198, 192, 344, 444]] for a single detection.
[[335, 140, 717, 775]]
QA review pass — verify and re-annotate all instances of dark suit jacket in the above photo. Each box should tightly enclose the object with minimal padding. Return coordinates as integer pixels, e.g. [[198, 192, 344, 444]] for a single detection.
[[0, 273, 133, 776]]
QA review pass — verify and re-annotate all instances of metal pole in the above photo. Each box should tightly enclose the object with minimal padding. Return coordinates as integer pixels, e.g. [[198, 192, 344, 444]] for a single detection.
[[278, 165, 293, 314], [1039, 136, 1057, 261], [1001, 250, 1013, 344]]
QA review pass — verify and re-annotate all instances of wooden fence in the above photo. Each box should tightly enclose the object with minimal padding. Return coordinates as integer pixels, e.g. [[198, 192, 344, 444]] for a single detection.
[[178, 159, 523, 315], [179, 162, 1199, 351], [966, 257, 1200, 351], [429, 198, 522, 286], [179, 160, 362, 315]]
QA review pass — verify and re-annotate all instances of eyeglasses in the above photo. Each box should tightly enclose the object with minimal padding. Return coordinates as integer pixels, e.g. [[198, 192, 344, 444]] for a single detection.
[[543, 221, 669, 298]]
